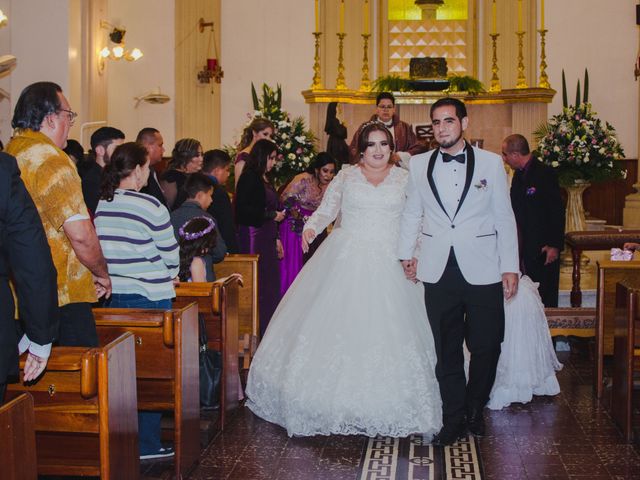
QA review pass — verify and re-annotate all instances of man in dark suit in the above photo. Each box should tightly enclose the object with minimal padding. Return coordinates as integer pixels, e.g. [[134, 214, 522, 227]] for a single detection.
[[0, 153, 58, 402], [202, 149, 239, 253], [502, 134, 565, 307]]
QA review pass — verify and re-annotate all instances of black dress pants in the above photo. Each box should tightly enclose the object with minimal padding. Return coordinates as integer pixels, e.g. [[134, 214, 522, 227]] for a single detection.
[[424, 249, 504, 426]]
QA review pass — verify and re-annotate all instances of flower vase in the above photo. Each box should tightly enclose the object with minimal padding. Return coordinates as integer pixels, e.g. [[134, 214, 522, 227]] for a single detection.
[[564, 180, 590, 233]]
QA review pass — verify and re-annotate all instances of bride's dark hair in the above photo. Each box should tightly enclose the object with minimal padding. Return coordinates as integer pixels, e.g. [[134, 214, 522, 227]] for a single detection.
[[356, 122, 395, 158]]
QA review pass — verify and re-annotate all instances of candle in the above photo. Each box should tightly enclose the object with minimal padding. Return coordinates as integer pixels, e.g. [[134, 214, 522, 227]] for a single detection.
[[541, 0, 545, 30], [363, 0, 369, 35], [315, 0, 319, 32], [491, 0, 496, 34], [517, 0, 522, 31], [339, 0, 345, 33]]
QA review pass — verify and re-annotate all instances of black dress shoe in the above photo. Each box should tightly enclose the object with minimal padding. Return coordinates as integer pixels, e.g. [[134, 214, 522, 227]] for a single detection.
[[467, 408, 486, 436], [432, 422, 467, 446]]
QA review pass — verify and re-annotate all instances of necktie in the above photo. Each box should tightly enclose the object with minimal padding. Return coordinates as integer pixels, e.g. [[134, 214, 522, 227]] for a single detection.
[[442, 152, 466, 164]]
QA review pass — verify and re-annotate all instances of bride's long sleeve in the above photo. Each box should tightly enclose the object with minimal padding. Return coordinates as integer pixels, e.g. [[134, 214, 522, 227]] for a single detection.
[[304, 166, 348, 234]]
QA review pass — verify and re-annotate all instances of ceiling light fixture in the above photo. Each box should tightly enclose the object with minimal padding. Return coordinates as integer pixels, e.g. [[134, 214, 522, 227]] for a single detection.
[[98, 20, 143, 74]]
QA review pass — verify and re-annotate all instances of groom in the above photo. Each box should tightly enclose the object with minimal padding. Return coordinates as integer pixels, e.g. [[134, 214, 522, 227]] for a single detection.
[[398, 98, 519, 446]]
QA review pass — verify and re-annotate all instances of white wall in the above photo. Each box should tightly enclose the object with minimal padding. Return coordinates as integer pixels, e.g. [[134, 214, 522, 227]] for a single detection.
[[545, 0, 638, 158], [105, 0, 175, 149], [0, 0, 71, 146], [220, 0, 314, 147], [0, 0, 12, 145]]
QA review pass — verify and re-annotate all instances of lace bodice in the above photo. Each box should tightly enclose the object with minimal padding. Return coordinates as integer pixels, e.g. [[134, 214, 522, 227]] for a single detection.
[[305, 165, 408, 247]]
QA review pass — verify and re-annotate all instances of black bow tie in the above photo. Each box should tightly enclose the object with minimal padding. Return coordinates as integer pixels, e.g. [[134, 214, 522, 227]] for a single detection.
[[442, 152, 466, 164]]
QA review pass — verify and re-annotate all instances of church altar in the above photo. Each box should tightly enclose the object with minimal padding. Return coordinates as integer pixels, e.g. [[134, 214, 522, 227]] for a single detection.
[[303, 87, 555, 156]]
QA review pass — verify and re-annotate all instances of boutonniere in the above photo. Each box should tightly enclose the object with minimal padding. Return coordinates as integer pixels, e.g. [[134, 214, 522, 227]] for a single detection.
[[474, 179, 488, 190], [526, 186, 537, 196]]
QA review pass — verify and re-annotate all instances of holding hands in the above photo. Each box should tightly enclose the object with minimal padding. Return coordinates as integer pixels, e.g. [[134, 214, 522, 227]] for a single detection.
[[401, 258, 418, 282]]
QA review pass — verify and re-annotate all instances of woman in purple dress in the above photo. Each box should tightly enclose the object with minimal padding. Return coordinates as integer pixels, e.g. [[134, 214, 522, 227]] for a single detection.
[[279, 153, 336, 295], [234, 118, 274, 187], [235, 139, 285, 337]]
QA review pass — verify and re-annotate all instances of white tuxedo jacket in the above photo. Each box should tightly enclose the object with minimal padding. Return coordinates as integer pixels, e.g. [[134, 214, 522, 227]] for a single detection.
[[398, 144, 519, 285]]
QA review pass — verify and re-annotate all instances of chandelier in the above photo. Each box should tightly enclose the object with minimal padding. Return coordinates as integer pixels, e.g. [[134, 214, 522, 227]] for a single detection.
[[98, 20, 143, 73]]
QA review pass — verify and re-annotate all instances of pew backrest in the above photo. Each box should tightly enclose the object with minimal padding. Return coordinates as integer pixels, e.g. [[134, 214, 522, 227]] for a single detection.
[[0, 393, 37, 480], [93, 303, 199, 479], [6, 332, 138, 479]]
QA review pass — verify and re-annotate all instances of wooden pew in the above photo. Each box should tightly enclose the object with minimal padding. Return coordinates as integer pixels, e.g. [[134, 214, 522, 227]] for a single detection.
[[612, 281, 640, 441], [0, 393, 37, 480], [174, 276, 241, 429], [594, 260, 640, 399], [565, 231, 640, 307], [6, 332, 138, 479], [93, 303, 199, 479], [214, 254, 259, 340]]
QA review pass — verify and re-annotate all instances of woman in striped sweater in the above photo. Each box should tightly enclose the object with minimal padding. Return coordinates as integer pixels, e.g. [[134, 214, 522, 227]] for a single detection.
[[95, 141, 179, 460]]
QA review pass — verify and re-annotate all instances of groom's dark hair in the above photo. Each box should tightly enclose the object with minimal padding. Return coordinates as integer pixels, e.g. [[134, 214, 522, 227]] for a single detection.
[[430, 97, 467, 121]]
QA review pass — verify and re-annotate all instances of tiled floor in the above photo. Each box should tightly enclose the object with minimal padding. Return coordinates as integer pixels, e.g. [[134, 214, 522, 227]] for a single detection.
[[142, 342, 640, 480]]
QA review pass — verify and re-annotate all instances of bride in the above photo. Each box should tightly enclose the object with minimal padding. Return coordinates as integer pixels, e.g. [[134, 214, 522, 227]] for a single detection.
[[245, 122, 442, 437]]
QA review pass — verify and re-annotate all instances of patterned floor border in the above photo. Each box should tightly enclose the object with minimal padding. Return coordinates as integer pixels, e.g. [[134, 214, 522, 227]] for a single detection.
[[358, 433, 483, 480]]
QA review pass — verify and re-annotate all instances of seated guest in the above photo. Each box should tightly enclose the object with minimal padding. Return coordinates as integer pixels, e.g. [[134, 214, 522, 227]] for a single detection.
[[279, 152, 336, 295], [95, 141, 179, 460], [170, 173, 227, 281], [201, 149, 239, 253], [78, 126, 125, 213], [137, 127, 168, 207], [234, 118, 274, 187], [63, 138, 85, 166], [348, 92, 425, 166], [236, 139, 285, 337], [160, 138, 203, 210]]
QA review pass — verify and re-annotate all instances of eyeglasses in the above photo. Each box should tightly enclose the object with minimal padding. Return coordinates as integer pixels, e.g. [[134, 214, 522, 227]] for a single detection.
[[377, 105, 394, 110], [57, 108, 78, 126]]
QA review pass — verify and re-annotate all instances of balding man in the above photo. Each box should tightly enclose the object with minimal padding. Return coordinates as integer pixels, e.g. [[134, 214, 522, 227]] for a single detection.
[[502, 134, 565, 307]]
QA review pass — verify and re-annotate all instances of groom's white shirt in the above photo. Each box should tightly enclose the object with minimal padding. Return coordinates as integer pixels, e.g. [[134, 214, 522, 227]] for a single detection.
[[398, 144, 519, 285]]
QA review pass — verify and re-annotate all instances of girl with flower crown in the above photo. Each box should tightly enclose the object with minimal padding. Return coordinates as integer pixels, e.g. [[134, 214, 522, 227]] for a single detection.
[[177, 216, 218, 282]]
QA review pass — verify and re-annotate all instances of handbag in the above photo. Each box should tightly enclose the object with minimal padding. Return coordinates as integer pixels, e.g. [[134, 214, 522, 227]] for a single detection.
[[198, 315, 222, 409]]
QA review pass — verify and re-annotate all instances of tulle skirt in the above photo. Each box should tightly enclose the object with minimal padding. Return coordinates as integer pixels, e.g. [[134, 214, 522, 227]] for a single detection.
[[246, 227, 442, 437], [487, 275, 562, 410]]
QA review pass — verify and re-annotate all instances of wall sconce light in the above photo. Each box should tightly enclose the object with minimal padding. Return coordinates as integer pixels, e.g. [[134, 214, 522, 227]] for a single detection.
[[98, 20, 143, 74], [0, 10, 8, 28], [197, 18, 223, 84]]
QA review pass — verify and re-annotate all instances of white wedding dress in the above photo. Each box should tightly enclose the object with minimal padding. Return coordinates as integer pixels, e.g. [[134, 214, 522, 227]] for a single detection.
[[246, 165, 442, 437], [487, 275, 563, 409]]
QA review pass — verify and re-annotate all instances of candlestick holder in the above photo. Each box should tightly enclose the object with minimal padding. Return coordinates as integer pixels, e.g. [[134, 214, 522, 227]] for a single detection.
[[515, 31, 528, 89], [537, 29, 550, 89], [335, 33, 347, 90], [359, 33, 371, 91], [311, 32, 323, 90], [488, 33, 501, 93]]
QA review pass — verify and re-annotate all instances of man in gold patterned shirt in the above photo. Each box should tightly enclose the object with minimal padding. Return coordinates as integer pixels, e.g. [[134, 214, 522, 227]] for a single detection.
[[6, 82, 111, 346]]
